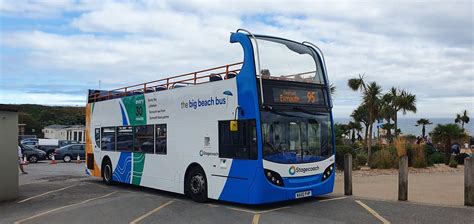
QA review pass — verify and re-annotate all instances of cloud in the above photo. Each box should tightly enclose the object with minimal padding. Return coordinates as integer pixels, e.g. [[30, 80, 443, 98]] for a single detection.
[[1, 0, 473, 118]]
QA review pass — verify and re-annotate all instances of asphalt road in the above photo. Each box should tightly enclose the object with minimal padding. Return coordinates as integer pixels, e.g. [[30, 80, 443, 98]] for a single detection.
[[1, 162, 473, 224]]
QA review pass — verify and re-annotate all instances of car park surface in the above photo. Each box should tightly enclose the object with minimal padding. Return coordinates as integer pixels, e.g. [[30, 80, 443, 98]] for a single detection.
[[1, 162, 473, 224]]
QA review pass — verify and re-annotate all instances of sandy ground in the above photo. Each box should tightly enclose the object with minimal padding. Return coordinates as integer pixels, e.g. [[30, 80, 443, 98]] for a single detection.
[[334, 164, 465, 206]]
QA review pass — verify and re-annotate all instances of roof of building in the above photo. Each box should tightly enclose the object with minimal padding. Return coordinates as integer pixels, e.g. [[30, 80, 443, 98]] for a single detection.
[[43, 125, 71, 129], [66, 125, 85, 130]]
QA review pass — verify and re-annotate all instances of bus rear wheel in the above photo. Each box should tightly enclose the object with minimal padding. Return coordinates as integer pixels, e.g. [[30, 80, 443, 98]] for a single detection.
[[186, 166, 208, 203], [102, 160, 114, 185]]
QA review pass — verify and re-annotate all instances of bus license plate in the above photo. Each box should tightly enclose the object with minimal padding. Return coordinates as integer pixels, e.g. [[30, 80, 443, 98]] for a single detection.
[[295, 190, 312, 198]]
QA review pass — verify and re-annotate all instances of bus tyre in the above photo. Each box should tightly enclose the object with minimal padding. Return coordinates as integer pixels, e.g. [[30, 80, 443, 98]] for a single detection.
[[102, 160, 114, 185], [187, 166, 208, 203], [63, 155, 72, 163]]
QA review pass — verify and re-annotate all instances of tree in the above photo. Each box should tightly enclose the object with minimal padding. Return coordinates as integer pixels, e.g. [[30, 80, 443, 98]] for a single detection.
[[348, 75, 382, 165], [415, 118, 432, 137], [380, 92, 397, 142], [430, 124, 466, 165], [455, 110, 470, 130], [387, 87, 417, 137], [348, 121, 362, 144], [351, 105, 370, 146], [334, 123, 350, 145]]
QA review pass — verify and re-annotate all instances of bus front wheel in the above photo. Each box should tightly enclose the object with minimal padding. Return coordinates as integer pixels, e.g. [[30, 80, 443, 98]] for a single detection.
[[102, 160, 113, 185], [186, 166, 208, 203]]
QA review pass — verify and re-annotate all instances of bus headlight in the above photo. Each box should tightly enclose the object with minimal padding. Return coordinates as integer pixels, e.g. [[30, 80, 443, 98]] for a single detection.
[[264, 169, 284, 187], [321, 163, 334, 181]]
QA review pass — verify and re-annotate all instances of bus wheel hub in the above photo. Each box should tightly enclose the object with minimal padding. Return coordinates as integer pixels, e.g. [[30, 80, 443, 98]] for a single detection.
[[190, 175, 204, 194]]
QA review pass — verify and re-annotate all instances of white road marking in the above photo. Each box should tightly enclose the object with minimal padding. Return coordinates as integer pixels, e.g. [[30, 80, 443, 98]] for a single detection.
[[355, 200, 391, 224], [226, 206, 290, 214], [252, 213, 260, 224], [14, 191, 117, 224], [17, 184, 77, 203], [318, 196, 347, 202], [129, 200, 175, 224]]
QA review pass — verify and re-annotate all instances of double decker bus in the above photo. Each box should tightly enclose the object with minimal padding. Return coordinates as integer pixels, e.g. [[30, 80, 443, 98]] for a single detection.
[[85, 29, 335, 204]]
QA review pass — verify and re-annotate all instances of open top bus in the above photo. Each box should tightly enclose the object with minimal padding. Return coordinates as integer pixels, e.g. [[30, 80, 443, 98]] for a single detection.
[[85, 29, 335, 204]]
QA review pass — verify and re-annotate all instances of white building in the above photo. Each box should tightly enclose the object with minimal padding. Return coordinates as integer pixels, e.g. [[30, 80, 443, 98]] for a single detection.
[[42, 125, 85, 143]]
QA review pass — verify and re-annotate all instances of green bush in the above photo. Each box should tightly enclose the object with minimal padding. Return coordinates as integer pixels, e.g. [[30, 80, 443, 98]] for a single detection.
[[371, 145, 381, 153], [427, 152, 445, 165], [424, 144, 435, 156], [335, 145, 354, 170], [356, 154, 368, 166], [370, 150, 397, 169], [455, 153, 469, 165], [449, 158, 458, 168]]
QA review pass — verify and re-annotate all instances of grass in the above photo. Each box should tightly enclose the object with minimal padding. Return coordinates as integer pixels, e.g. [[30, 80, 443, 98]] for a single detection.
[[411, 144, 427, 168], [394, 138, 407, 158]]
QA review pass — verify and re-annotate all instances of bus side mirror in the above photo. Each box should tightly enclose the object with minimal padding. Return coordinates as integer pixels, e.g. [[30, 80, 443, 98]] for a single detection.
[[230, 120, 238, 132]]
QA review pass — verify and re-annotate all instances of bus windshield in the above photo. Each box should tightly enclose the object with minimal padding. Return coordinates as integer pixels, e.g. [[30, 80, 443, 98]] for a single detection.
[[254, 36, 324, 84], [261, 110, 332, 164]]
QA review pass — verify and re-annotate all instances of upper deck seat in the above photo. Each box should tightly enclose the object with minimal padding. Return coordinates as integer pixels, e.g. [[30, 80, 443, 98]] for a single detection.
[[155, 86, 167, 91], [144, 88, 154, 93], [173, 84, 187, 88], [226, 72, 237, 79], [209, 74, 222, 82], [131, 90, 143, 95]]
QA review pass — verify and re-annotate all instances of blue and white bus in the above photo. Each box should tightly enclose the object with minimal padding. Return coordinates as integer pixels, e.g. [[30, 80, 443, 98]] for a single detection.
[[85, 29, 335, 204]]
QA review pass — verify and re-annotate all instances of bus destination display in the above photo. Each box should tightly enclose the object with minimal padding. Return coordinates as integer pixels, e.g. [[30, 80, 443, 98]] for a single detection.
[[272, 88, 324, 105]]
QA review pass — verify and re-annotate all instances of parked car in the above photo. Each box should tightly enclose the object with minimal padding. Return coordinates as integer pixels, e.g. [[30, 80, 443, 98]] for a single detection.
[[59, 140, 80, 148], [54, 144, 85, 163], [19, 144, 46, 163], [20, 138, 38, 148], [38, 139, 82, 159]]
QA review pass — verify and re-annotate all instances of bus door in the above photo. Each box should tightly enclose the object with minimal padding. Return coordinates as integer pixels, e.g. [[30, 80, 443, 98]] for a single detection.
[[210, 120, 258, 194]]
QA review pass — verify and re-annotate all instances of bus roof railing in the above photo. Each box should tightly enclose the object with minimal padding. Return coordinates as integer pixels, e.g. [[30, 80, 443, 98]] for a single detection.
[[88, 62, 243, 103]]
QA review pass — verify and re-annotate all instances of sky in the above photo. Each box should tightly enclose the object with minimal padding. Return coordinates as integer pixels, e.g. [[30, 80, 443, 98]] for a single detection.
[[0, 0, 473, 118]]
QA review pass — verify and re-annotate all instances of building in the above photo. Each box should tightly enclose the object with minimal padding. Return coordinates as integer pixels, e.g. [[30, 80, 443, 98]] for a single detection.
[[0, 107, 19, 201], [42, 125, 85, 143]]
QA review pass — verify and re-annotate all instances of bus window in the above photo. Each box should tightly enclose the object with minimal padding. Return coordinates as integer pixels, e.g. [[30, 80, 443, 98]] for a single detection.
[[101, 127, 115, 151], [156, 124, 167, 154], [94, 128, 101, 148], [218, 119, 257, 160], [134, 125, 154, 153], [117, 126, 133, 151]]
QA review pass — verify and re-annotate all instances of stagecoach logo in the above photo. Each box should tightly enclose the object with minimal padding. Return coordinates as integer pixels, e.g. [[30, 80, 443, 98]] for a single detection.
[[288, 165, 319, 175], [199, 150, 219, 157]]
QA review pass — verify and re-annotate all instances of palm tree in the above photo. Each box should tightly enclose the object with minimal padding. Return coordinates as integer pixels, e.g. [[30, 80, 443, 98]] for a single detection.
[[348, 75, 382, 165], [380, 93, 396, 142], [380, 123, 395, 140], [431, 124, 467, 165], [387, 87, 417, 137], [455, 110, 470, 130], [351, 105, 370, 146], [415, 118, 432, 137], [348, 121, 362, 144]]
